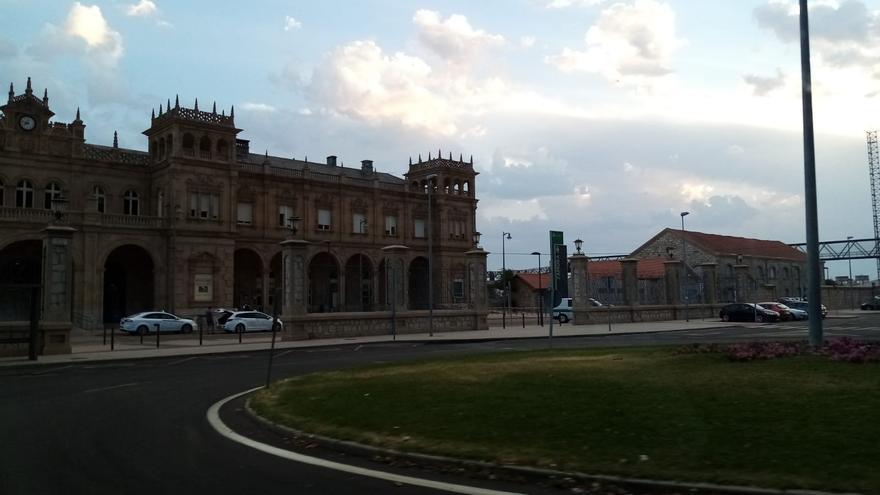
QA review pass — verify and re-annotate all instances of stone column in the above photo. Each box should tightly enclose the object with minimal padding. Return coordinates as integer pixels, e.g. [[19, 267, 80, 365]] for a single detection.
[[621, 258, 639, 306], [568, 253, 588, 324], [664, 260, 681, 305], [700, 263, 718, 305], [42, 225, 76, 354], [381, 245, 410, 310], [466, 248, 489, 330], [735, 264, 751, 302], [280, 239, 309, 317]]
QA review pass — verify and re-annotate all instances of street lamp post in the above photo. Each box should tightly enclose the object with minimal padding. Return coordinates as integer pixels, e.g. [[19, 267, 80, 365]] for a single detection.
[[531, 251, 543, 326], [680, 212, 690, 322], [502, 232, 511, 329], [847, 235, 854, 310]]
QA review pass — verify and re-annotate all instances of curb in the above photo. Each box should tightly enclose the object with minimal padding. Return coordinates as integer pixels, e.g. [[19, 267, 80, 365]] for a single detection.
[[241, 391, 860, 495]]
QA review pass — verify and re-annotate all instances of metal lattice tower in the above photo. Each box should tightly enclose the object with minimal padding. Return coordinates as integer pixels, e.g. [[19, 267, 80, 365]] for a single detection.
[[868, 130, 880, 280]]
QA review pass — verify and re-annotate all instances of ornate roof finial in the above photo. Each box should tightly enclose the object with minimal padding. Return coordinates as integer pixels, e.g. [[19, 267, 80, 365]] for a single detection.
[[230, 105, 234, 118], [469, 155, 473, 164], [418, 154, 422, 163], [25, 77, 32, 95], [212, 101, 216, 114], [7, 82, 13, 103], [263, 150, 270, 164], [428, 151, 432, 160], [459, 153, 463, 162], [167, 98, 171, 111], [75, 107, 81, 121], [113, 131, 118, 148], [438, 147, 442, 158], [409, 157, 412, 166], [152, 108, 155, 119], [42, 88, 48, 104], [175, 94, 179, 109], [194, 98, 199, 111], [449, 151, 452, 160], [221, 109, 225, 116], [305, 155, 308, 162], [159, 103, 163, 115]]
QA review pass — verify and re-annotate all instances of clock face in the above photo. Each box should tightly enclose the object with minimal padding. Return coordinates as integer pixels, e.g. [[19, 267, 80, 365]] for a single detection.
[[19, 115, 36, 131]]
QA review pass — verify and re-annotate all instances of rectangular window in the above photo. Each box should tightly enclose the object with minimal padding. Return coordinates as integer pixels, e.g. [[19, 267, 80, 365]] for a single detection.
[[317, 208, 331, 231], [279, 205, 294, 227], [237, 202, 254, 225], [352, 212, 367, 233], [189, 192, 219, 220], [384, 215, 397, 236], [414, 219, 426, 238], [453, 279, 465, 302]]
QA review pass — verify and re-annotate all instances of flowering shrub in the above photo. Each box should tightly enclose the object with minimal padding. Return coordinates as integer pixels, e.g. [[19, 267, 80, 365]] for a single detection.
[[676, 339, 880, 363], [819, 337, 880, 363]]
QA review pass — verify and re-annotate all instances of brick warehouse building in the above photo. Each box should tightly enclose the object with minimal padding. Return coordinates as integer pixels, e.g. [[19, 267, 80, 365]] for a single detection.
[[0, 78, 488, 353]]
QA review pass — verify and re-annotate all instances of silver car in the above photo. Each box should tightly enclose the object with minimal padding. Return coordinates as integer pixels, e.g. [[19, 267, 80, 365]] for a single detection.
[[120, 311, 198, 335], [222, 311, 282, 333]]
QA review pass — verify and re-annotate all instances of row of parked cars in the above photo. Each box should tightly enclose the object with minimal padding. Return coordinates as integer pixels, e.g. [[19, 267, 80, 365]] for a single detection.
[[119, 309, 282, 335], [719, 297, 827, 323]]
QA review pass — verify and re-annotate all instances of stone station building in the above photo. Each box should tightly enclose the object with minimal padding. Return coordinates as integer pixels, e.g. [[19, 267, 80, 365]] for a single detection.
[[0, 78, 488, 354]]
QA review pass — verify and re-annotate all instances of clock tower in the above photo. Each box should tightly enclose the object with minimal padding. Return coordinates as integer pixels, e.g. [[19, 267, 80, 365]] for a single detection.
[[0, 77, 85, 154]]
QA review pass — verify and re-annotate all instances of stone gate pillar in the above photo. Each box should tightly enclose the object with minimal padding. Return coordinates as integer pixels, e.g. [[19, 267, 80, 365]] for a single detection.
[[280, 239, 309, 317], [621, 258, 639, 306], [664, 260, 681, 305], [381, 245, 410, 310], [465, 247, 489, 330], [42, 225, 76, 354], [569, 252, 588, 324], [700, 263, 718, 305]]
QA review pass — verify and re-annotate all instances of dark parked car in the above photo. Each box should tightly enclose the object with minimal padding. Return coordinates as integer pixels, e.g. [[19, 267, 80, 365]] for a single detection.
[[860, 296, 880, 310], [720, 303, 780, 323]]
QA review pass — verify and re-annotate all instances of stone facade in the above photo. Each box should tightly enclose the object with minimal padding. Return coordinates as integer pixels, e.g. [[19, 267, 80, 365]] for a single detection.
[[0, 78, 488, 348]]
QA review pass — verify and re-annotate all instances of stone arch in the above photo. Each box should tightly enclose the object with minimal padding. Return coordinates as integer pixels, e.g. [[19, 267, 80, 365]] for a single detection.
[[216, 139, 229, 161], [234, 248, 264, 310], [0, 239, 42, 320], [344, 253, 374, 311], [408, 256, 429, 310], [308, 251, 340, 313], [182, 133, 195, 155], [443, 177, 451, 194], [199, 135, 212, 158], [103, 244, 155, 323]]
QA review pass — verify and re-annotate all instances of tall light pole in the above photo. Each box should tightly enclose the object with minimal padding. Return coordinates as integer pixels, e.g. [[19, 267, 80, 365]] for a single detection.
[[680, 211, 690, 322], [531, 251, 543, 326], [800, 0, 823, 346], [847, 235, 854, 310], [426, 175, 437, 337], [502, 231, 512, 328]]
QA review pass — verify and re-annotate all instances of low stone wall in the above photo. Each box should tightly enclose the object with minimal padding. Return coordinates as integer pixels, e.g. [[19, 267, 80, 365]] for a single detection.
[[281, 310, 489, 341], [0, 321, 72, 356], [821, 286, 875, 310], [573, 304, 725, 325]]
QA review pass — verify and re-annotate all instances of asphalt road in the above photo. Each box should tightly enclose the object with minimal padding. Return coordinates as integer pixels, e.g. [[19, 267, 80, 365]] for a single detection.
[[2, 315, 878, 495]]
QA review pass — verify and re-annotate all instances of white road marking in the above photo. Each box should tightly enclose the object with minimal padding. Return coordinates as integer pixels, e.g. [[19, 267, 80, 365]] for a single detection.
[[32, 365, 76, 375], [165, 357, 199, 366], [84, 382, 139, 394], [274, 350, 295, 359], [207, 388, 525, 495]]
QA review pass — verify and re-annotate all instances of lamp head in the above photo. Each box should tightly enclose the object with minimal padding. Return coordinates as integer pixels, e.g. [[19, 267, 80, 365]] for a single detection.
[[286, 215, 301, 235], [503, 232, 511, 240], [473, 231, 482, 248], [574, 238, 584, 254], [680, 211, 690, 218]]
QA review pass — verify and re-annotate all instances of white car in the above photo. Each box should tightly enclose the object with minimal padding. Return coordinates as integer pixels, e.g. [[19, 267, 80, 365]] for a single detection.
[[120, 311, 197, 335], [222, 311, 282, 333], [552, 297, 603, 323]]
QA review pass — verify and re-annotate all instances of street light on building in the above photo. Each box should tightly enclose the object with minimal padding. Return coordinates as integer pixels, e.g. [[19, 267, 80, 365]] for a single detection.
[[574, 238, 583, 255], [502, 231, 512, 328], [531, 251, 543, 326], [680, 211, 690, 322]]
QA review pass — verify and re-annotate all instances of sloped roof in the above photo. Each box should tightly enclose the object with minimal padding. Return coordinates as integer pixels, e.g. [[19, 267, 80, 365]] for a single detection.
[[680, 230, 805, 261], [239, 153, 405, 185], [517, 273, 551, 290], [587, 258, 667, 279]]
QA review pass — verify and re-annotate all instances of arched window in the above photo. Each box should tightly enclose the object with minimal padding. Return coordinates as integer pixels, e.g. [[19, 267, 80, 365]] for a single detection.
[[769, 266, 777, 279], [16, 180, 34, 208], [783, 267, 789, 280], [199, 136, 211, 158], [182, 133, 195, 156], [123, 190, 139, 216], [93, 185, 105, 213], [758, 266, 765, 280], [43, 181, 62, 210], [216, 139, 229, 161]]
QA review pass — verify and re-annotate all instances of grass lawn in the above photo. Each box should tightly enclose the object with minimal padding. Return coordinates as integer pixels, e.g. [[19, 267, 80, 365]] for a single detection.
[[250, 347, 880, 493]]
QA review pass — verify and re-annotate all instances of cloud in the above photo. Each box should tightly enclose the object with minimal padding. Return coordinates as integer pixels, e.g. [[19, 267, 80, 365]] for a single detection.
[[545, 0, 608, 8], [520, 36, 536, 48], [126, 0, 157, 17], [62, 2, 124, 66], [743, 68, 786, 96], [284, 16, 302, 31], [412, 9, 505, 64], [545, 0, 685, 85], [241, 102, 278, 112]]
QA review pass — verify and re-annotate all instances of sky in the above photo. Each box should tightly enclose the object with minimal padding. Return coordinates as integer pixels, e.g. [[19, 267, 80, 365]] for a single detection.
[[2, 0, 880, 277]]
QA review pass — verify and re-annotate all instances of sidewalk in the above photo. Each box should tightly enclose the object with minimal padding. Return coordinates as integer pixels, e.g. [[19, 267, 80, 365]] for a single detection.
[[0, 315, 755, 368]]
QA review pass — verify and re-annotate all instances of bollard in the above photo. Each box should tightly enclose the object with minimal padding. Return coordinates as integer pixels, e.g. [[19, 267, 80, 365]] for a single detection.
[[155, 323, 160, 348], [238, 324, 243, 344], [110, 325, 115, 351], [139, 330, 143, 345], [199, 321, 203, 346], [103, 325, 107, 346], [607, 305, 612, 332], [502, 313, 506, 329], [522, 313, 525, 328]]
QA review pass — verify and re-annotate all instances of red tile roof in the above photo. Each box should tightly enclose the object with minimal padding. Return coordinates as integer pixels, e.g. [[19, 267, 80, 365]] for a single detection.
[[681, 230, 805, 261], [587, 258, 666, 279], [517, 273, 552, 290]]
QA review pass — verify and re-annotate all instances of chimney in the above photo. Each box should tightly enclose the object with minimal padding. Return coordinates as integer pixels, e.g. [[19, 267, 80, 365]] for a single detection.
[[361, 159, 373, 174], [326, 155, 337, 167]]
